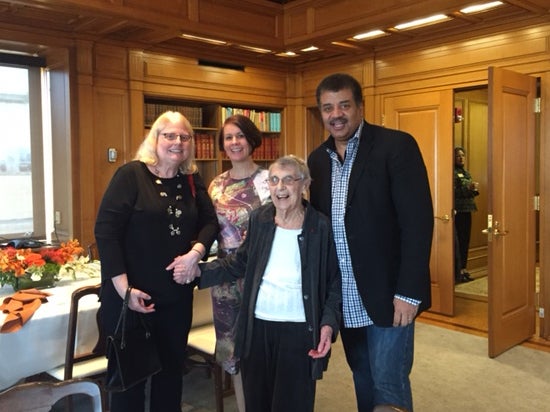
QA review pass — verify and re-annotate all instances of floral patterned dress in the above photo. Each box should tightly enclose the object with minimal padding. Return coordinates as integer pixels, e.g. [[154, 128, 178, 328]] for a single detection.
[[208, 167, 270, 374]]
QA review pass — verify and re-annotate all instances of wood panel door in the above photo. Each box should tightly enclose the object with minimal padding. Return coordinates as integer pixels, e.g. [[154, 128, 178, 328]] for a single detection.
[[384, 90, 454, 315], [487, 67, 536, 357]]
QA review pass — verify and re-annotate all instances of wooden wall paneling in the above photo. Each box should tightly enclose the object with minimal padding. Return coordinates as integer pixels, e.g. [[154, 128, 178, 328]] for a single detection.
[[74, 41, 96, 247], [48, 53, 72, 241], [284, 73, 303, 159], [141, 53, 288, 106], [92, 87, 130, 230], [128, 50, 147, 156], [539, 71, 550, 339], [375, 26, 550, 82]]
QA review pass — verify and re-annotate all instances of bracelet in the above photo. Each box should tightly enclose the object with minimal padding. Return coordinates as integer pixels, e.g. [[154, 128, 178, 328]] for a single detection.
[[190, 248, 202, 258]]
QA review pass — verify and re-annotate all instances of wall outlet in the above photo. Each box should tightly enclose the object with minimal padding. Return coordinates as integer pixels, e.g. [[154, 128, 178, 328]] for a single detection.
[[55, 211, 61, 225]]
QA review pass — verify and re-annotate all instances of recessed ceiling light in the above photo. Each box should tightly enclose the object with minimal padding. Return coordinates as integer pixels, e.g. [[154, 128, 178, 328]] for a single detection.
[[181, 34, 227, 46], [352, 30, 386, 40], [275, 51, 298, 57], [394, 14, 451, 30], [236, 44, 272, 54], [331, 41, 362, 49], [301, 46, 319, 52], [460, 1, 503, 14]]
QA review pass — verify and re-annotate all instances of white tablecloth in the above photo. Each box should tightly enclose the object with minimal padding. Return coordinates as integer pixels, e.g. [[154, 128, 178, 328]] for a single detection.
[[0, 277, 101, 390]]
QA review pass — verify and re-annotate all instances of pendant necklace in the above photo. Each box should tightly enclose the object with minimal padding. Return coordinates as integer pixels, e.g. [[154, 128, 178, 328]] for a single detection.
[[153, 173, 184, 236]]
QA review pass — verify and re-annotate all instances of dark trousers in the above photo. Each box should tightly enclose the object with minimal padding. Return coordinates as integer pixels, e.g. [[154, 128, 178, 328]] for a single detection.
[[455, 211, 472, 270], [240, 318, 316, 412], [107, 298, 192, 412]]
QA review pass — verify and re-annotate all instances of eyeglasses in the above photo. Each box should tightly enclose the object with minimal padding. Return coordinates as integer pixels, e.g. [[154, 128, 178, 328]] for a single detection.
[[266, 175, 303, 186], [161, 133, 192, 142]]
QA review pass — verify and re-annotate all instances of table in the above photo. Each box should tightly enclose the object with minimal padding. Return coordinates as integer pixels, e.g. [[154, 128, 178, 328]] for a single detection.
[[0, 277, 101, 390]]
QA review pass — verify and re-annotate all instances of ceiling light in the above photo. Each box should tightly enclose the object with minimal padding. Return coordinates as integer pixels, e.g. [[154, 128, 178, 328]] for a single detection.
[[331, 41, 362, 50], [275, 51, 298, 57], [181, 34, 227, 46], [394, 14, 451, 30], [460, 1, 503, 14], [352, 30, 386, 40], [236, 44, 272, 54], [301, 46, 319, 52]]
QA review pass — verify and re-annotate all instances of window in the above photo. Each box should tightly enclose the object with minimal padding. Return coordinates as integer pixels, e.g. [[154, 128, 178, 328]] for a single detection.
[[0, 57, 50, 242]]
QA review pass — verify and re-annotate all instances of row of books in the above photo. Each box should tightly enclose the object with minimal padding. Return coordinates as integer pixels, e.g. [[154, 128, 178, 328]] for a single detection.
[[144, 103, 203, 127], [221, 107, 281, 132], [144, 102, 282, 133], [195, 133, 216, 159]]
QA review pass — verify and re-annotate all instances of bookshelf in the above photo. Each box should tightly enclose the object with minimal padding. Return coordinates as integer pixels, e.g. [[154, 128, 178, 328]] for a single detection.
[[144, 98, 282, 185]]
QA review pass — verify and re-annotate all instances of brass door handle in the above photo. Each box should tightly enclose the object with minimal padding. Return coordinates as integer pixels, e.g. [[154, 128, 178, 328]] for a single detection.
[[494, 228, 509, 237], [482, 218, 508, 241], [435, 214, 450, 222]]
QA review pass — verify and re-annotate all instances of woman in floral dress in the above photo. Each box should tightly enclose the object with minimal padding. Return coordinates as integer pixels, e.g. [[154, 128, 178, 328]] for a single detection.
[[208, 114, 270, 411]]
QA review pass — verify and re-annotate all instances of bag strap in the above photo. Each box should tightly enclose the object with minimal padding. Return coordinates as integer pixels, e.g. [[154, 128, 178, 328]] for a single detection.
[[113, 287, 132, 349], [113, 286, 152, 349]]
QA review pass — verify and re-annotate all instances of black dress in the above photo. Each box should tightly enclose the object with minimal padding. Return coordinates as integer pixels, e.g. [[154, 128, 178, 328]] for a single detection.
[[94, 160, 218, 412]]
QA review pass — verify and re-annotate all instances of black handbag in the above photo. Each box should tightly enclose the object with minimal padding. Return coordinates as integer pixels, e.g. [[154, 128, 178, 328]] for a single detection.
[[105, 287, 162, 392]]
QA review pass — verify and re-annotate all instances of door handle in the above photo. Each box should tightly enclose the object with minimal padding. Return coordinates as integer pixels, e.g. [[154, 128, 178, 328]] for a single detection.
[[493, 226, 509, 237], [434, 214, 450, 222], [482, 217, 508, 241]]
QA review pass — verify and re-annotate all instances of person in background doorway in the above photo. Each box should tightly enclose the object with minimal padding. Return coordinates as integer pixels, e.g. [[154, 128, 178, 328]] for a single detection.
[[207, 114, 271, 411], [454, 146, 479, 283], [95, 111, 219, 412], [308, 73, 433, 412]]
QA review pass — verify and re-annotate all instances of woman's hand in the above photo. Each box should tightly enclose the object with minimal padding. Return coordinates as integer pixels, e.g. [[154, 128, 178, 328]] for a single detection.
[[308, 325, 333, 359], [166, 249, 202, 285], [127, 287, 155, 313], [111, 275, 155, 313]]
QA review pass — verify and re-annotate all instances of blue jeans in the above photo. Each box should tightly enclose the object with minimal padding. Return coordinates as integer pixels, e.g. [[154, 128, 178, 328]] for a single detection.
[[340, 323, 415, 412]]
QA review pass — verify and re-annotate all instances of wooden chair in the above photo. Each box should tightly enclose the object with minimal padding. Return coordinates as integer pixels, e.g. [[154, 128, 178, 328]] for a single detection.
[[0, 379, 103, 412], [186, 287, 233, 412], [87, 242, 98, 261], [47, 284, 108, 411], [48, 284, 107, 380]]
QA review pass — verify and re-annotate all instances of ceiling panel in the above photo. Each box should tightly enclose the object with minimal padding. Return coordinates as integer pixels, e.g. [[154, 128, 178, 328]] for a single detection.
[[0, 0, 547, 69]]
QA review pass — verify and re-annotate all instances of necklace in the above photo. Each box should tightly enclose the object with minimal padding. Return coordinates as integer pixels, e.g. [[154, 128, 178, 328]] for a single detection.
[[153, 173, 185, 236]]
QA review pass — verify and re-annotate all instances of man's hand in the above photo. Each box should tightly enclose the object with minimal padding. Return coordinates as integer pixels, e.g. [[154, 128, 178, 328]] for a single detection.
[[392, 298, 418, 327]]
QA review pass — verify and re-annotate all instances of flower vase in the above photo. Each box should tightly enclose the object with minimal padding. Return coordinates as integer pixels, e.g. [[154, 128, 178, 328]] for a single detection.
[[13, 272, 57, 292]]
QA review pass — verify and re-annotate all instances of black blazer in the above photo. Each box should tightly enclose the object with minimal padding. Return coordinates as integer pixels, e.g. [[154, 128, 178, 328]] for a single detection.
[[199, 201, 342, 379], [308, 120, 433, 327]]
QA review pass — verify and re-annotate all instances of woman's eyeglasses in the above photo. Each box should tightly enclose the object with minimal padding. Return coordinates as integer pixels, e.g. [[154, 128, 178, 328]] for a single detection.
[[266, 175, 303, 186], [161, 133, 192, 142]]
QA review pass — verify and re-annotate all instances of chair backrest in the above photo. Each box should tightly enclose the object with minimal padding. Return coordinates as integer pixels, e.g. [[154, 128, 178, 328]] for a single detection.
[[64, 283, 106, 380], [191, 286, 214, 328], [0, 379, 103, 412], [87, 243, 98, 261]]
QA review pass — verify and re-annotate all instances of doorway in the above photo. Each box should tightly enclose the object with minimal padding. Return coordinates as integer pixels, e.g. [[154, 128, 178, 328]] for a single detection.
[[450, 80, 541, 341], [453, 88, 489, 306]]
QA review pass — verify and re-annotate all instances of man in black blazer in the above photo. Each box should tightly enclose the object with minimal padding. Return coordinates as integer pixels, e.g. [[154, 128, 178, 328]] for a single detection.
[[308, 73, 433, 412]]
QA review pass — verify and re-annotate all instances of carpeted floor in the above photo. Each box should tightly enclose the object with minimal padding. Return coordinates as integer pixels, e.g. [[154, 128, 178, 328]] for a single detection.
[[455, 276, 488, 300], [180, 321, 550, 412], [47, 320, 550, 411]]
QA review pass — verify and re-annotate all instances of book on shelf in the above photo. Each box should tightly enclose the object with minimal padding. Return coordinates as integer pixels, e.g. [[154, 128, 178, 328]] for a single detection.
[[195, 133, 215, 159], [145, 102, 204, 128], [221, 106, 281, 133]]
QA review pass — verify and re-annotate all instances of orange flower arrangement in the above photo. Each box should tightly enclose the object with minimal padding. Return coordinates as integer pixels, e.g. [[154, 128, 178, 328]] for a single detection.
[[0, 239, 84, 289]]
